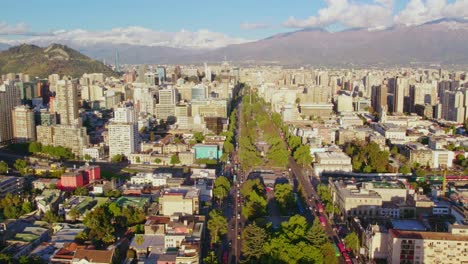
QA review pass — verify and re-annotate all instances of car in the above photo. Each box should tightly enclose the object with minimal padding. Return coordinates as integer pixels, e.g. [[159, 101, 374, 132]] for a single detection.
[[237, 213, 240, 219], [237, 193, 240, 197], [237, 234, 241, 239]]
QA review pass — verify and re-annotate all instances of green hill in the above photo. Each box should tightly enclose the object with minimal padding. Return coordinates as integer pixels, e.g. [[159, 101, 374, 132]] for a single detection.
[[0, 43, 117, 78]]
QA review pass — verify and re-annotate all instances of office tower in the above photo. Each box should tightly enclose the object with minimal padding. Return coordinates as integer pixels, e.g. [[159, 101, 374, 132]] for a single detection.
[[144, 72, 157, 85], [336, 94, 354, 113], [409, 81, 437, 113], [108, 107, 139, 159], [55, 79, 79, 126], [51, 126, 89, 156], [441, 90, 466, 123], [12, 105, 36, 142], [155, 88, 177, 120], [306, 86, 330, 104], [393, 77, 407, 114], [133, 85, 156, 116], [204, 63, 212, 82], [34, 109, 57, 126], [371, 83, 388, 113], [174, 65, 182, 80], [191, 84, 206, 100], [0, 81, 21, 143], [157, 66, 166, 84], [137, 65, 147, 83], [316, 71, 329, 87]]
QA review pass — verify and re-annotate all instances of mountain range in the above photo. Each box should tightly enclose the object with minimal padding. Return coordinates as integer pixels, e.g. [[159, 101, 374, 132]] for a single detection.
[[1, 19, 468, 67], [0, 44, 116, 78]]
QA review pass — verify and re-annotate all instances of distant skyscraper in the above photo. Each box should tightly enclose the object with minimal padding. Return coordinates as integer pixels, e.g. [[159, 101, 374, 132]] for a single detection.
[[441, 90, 466, 123], [155, 88, 176, 120], [55, 79, 79, 126], [393, 77, 407, 114], [371, 82, 388, 113], [12, 105, 36, 142], [0, 81, 21, 143], [157, 66, 166, 84], [204, 63, 212, 82]]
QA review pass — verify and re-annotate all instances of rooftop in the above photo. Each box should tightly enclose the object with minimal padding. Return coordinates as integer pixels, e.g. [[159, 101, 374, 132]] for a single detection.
[[391, 220, 427, 231], [389, 229, 468, 241]]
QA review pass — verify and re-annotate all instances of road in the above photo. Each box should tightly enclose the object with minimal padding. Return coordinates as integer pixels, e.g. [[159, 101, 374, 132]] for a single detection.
[[288, 156, 348, 264]]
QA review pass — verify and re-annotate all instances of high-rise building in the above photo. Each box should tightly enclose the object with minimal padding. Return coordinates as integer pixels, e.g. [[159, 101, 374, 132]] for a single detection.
[[12, 105, 36, 142], [155, 88, 177, 120], [441, 90, 466, 123], [55, 79, 79, 126], [108, 107, 140, 159], [191, 84, 206, 100], [393, 77, 407, 114], [0, 81, 21, 143], [157, 66, 166, 84], [409, 81, 438, 113], [371, 83, 388, 113]]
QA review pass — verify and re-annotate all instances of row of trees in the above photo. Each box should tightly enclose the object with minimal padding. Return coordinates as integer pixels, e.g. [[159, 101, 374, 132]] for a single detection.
[[317, 184, 340, 215], [241, 215, 338, 264], [212, 176, 231, 204], [240, 179, 267, 220], [238, 95, 263, 170], [344, 141, 390, 173], [221, 110, 237, 162], [207, 209, 228, 244], [272, 112, 313, 167], [29, 141, 74, 160]]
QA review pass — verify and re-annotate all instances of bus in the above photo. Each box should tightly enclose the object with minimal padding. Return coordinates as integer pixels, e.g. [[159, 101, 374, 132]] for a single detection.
[[319, 216, 327, 227], [343, 252, 352, 263], [337, 242, 346, 254], [317, 203, 324, 213], [332, 244, 341, 257]]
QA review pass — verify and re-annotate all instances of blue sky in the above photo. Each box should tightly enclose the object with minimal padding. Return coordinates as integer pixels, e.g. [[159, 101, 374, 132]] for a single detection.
[[0, 0, 465, 49]]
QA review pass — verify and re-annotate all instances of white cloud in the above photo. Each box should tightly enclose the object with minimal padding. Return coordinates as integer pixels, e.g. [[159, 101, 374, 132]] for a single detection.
[[0, 26, 250, 49], [394, 0, 468, 26], [283, 0, 394, 29], [0, 22, 28, 35], [240, 23, 271, 30]]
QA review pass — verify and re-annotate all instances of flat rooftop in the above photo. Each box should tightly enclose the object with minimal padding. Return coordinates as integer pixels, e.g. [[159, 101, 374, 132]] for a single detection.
[[390, 229, 468, 241], [391, 220, 426, 231]]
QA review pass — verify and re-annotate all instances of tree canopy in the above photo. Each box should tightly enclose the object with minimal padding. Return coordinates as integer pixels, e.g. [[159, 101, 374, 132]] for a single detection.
[[207, 210, 227, 244]]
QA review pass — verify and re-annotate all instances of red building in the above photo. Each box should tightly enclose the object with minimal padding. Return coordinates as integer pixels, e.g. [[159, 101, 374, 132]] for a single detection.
[[59, 171, 84, 191], [80, 165, 101, 183]]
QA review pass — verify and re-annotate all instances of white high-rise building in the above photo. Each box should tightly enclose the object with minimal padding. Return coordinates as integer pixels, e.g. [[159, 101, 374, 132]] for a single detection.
[[108, 106, 139, 159]]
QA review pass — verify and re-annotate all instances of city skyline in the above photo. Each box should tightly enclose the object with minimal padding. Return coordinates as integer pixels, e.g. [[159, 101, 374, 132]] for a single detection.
[[0, 0, 467, 49]]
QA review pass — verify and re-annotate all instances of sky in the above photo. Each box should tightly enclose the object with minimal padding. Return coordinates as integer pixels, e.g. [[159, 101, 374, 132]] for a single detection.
[[0, 0, 467, 49]]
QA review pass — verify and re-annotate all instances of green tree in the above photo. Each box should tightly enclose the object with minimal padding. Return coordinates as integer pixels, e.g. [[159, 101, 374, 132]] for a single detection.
[[280, 215, 309, 243], [306, 218, 328, 247], [111, 154, 124, 163], [242, 223, 268, 261], [21, 201, 33, 214], [83, 205, 115, 246], [42, 210, 61, 223], [0, 161, 8, 174], [321, 242, 339, 264], [193, 132, 205, 143], [73, 186, 89, 196], [135, 234, 145, 246], [135, 156, 141, 163], [207, 210, 227, 244], [170, 154, 180, 165], [213, 176, 231, 203], [399, 165, 411, 174], [0, 253, 12, 264], [223, 141, 234, 154], [390, 146, 399, 155], [28, 141, 42, 153], [293, 145, 313, 166], [274, 183, 295, 213], [14, 159, 28, 175], [317, 184, 332, 204], [154, 158, 162, 164], [415, 169, 426, 177], [68, 207, 80, 222], [83, 154, 92, 161], [344, 232, 360, 254], [288, 136, 302, 152], [203, 251, 220, 264]]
